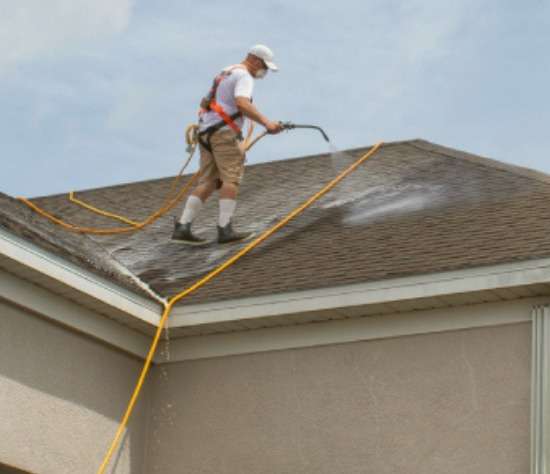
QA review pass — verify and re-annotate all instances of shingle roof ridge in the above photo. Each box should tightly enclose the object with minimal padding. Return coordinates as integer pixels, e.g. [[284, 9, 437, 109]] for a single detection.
[[39, 138, 548, 201], [245, 139, 421, 170], [409, 139, 550, 186], [31, 174, 176, 200], [33, 139, 418, 199]]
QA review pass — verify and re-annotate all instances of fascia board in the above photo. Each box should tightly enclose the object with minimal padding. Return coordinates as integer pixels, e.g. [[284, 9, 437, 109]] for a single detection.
[[0, 269, 151, 359], [169, 257, 550, 328], [164, 298, 539, 362], [0, 227, 162, 326]]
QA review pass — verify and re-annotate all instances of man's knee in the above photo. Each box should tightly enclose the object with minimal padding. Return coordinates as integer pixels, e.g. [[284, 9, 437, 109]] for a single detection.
[[219, 180, 239, 199], [220, 180, 240, 190], [194, 181, 217, 199]]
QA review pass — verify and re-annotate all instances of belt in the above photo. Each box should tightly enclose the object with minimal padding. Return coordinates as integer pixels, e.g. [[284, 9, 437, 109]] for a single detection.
[[198, 116, 243, 153]]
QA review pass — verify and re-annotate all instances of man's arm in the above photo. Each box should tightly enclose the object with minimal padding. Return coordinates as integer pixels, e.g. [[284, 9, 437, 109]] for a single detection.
[[235, 97, 282, 134]]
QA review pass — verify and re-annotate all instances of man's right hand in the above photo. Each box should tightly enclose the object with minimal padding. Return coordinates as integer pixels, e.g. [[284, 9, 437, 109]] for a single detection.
[[235, 98, 283, 135], [265, 120, 283, 134]]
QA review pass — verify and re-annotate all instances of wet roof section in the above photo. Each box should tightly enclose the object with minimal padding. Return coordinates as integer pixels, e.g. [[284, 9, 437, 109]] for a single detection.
[[19, 139, 550, 306]]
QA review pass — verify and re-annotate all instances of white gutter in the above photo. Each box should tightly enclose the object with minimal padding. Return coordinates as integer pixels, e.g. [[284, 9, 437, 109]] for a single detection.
[[0, 227, 161, 326], [169, 256, 550, 328], [165, 298, 539, 362]]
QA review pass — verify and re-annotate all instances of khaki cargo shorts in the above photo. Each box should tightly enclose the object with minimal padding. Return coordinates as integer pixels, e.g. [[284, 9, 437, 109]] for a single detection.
[[198, 129, 246, 186]]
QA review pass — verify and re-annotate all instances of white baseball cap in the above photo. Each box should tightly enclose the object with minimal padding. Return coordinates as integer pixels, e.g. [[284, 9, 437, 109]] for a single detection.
[[248, 44, 278, 71]]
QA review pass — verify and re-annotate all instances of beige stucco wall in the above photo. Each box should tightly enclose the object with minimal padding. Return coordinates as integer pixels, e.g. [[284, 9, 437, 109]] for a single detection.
[[146, 323, 531, 474], [0, 292, 534, 474], [0, 300, 151, 474]]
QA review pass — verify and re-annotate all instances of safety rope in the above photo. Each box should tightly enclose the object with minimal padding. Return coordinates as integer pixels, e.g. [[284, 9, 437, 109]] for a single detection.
[[96, 141, 383, 474]]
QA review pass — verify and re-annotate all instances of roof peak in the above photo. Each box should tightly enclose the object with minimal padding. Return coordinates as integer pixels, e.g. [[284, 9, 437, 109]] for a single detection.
[[409, 139, 550, 186], [32, 138, 550, 199]]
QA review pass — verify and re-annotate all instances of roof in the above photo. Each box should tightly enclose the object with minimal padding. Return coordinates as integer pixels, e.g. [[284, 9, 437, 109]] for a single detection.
[[7, 139, 550, 308]]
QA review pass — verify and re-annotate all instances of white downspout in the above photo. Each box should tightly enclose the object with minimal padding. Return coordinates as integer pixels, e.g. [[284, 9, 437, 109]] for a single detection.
[[531, 305, 550, 474]]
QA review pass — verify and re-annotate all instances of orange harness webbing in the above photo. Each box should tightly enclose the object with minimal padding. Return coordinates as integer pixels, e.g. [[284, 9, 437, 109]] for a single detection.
[[208, 101, 242, 135], [200, 65, 248, 136]]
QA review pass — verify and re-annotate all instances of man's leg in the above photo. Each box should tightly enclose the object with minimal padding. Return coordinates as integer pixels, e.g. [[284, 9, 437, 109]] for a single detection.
[[207, 129, 253, 243], [218, 182, 238, 228], [216, 178, 254, 244], [178, 182, 216, 225], [172, 143, 217, 244]]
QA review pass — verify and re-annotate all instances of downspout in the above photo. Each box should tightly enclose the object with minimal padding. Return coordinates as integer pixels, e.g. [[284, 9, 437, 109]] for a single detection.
[[531, 305, 550, 474]]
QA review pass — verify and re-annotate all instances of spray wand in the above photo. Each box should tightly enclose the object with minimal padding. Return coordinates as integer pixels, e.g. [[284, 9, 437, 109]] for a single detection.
[[245, 121, 330, 151], [279, 122, 330, 142]]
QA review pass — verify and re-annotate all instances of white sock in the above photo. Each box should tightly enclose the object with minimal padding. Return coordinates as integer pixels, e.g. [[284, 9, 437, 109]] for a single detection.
[[179, 195, 203, 224], [218, 199, 236, 227]]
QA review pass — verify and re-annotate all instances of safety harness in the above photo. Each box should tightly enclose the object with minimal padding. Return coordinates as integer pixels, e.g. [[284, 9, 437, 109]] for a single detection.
[[198, 65, 247, 152]]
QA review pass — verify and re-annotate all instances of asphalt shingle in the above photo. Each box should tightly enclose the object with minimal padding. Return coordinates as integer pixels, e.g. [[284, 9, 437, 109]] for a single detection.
[[9, 139, 550, 307]]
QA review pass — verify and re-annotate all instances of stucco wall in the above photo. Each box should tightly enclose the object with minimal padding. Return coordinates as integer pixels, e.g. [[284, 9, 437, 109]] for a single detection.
[[146, 323, 531, 474], [0, 300, 151, 474]]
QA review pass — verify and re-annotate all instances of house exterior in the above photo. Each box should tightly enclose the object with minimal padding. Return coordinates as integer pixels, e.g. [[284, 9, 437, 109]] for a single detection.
[[0, 139, 549, 473]]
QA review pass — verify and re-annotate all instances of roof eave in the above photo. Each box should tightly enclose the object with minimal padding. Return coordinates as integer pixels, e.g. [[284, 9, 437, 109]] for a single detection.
[[0, 226, 163, 327], [168, 256, 550, 333]]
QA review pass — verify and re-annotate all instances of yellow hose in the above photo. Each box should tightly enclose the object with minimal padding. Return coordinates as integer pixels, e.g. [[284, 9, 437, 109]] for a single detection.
[[68, 192, 141, 227], [18, 173, 199, 235], [17, 124, 200, 234], [17, 123, 265, 235], [95, 142, 383, 473]]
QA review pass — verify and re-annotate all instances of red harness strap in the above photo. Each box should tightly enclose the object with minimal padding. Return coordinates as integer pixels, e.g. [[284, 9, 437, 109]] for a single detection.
[[200, 65, 247, 136], [208, 101, 242, 135]]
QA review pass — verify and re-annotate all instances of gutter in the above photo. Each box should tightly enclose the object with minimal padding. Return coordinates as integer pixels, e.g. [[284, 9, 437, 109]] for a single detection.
[[169, 256, 550, 327]]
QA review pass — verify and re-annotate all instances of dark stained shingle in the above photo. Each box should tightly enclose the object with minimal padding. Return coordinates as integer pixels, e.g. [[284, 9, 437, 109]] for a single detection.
[[0, 192, 150, 297]]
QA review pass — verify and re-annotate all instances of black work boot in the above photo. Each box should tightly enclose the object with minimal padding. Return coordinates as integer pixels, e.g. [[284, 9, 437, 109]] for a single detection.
[[171, 221, 208, 245], [217, 221, 254, 244]]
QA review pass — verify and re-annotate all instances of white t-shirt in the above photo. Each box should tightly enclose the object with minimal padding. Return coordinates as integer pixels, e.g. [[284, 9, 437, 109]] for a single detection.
[[198, 65, 254, 132]]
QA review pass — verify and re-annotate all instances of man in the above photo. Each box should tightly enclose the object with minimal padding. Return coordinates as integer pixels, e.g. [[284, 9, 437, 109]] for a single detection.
[[172, 44, 282, 245]]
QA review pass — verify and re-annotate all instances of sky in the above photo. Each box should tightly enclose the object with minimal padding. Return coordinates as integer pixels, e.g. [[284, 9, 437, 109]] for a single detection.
[[1, 0, 549, 197]]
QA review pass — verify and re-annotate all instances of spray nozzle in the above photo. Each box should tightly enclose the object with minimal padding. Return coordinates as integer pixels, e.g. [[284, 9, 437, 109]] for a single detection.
[[278, 122, 330, 142], [279, 121, 296, 130]]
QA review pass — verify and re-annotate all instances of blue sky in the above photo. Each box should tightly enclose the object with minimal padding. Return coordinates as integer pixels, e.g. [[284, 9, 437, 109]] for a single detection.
[[1, 0, 549, 197]]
